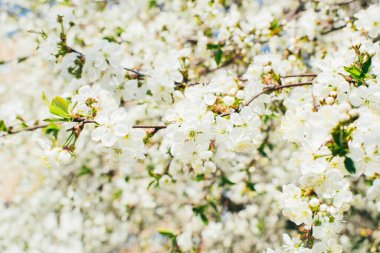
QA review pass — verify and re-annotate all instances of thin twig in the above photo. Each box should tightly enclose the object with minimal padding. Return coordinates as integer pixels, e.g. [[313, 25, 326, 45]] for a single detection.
[[1, 121, 167, 138], [244, 82, 313, 108], [285, 0, 305, 21], [281, 73, 317, 78], [334, 0, 359, 6], [221, 82, 313, 116], [124, 67, 148, 78], [4, 124, 48, 136], [1, 80, 312, 136], [132, 125, 167, 129], [321, 24, 348, 35]]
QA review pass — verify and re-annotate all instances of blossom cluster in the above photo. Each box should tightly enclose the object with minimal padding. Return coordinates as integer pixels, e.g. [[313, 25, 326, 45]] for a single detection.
[[0, 0, 379, 252]]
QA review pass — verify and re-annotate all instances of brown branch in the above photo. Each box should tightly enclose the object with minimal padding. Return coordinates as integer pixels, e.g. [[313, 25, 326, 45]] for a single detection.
[[2, 82, 314, 136], [65, 45, 148, 79], [4, 124, 49, 136], [306, 225, 313, 248], [1, 121, 167, 138], [203, 59, 235, 74], [321, 24, 348, 35], [221, 82, 313, 117], [334, 0, 359, 6], [285, 0, 305, 21], [132, 125, 167, 129], [124, 67, 148, 78], [281, 73, 317, 78], [243, 82, 313, 107]]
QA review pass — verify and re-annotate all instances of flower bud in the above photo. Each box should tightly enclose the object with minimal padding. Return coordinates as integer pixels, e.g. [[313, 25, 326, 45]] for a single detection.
[[309, 198, 319, 207], [223, 96, 235, 106], [339, 113, 350, 122], [329, 91, 337, 99], [263, 65, 272, 73], [349, 109, 359, 118], [204, 161, 216, 173], [160, 175, 172, 185], [325, 97, 335, 105]]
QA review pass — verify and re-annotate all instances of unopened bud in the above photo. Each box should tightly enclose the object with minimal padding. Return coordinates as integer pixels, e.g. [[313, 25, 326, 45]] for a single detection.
[[349, 109, 359, 118], [309, 198, 319, 207], [223, 96, 235, 106], [329, 91, 337, 99], [263, 65, 272, 73], [326, 97, 335, 105], [339, 113, 350, 122]]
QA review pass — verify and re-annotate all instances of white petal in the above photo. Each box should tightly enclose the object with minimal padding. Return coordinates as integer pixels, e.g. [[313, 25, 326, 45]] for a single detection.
[[92, 126, 107, 141]]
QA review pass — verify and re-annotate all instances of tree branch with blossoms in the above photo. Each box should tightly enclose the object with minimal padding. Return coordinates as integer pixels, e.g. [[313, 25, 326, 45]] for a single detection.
[[1, 1, 380, 253]]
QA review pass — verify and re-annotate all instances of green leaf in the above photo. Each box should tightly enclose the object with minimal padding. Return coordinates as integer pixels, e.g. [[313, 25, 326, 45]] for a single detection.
[[192, 205, 209, 225], [220, 174, 235, 186], [149, 0, 157, 8], [49, 105, 70, 118], [328, 125, 350, 157], [344, 157, 356, 174], [344, 65, 362, 80], [0, 120, 8, 132], [208, 200, 216, 210], [115, 27, 124, 37], [246, 182, 256, 191], [42, 92, 50, 107], [207, 43, 219, 50], [199, 212, 209, 225], [215, 48, 223, 66], [258, 142, 268, 157], [113, 189, 122, 199], [44, 123, 60, 139], [49, 96, 71, 118], [158, 229, 176, 239], [78, 165, 93, 177], [102, 36, 117, 43], [147, 164, 160, 180], [331, 127, 342, 148], [195, 173, 205, 181], [146, 90, 153, 96], [362, 55, 373, 74], [52, 96, 70, 113]]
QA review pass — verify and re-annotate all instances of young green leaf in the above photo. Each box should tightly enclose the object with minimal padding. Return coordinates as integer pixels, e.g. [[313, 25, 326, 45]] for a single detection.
[[215, 48, 223, 66], [344, 65, 362, 80], [44, 123, 61, 139], [158, 229, 176, 239], [49, 105, 70, 118], [192, 205, 209, 225], [42, 92, 50, 107], [49, 96, 71, 118], [78, 165, 93, 177], [149, 0, 157, 8], [362, 55, 373, 74], [0, 120, 8, 132], [344, 157, 356, 174], [52, 96, 70, 113]]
